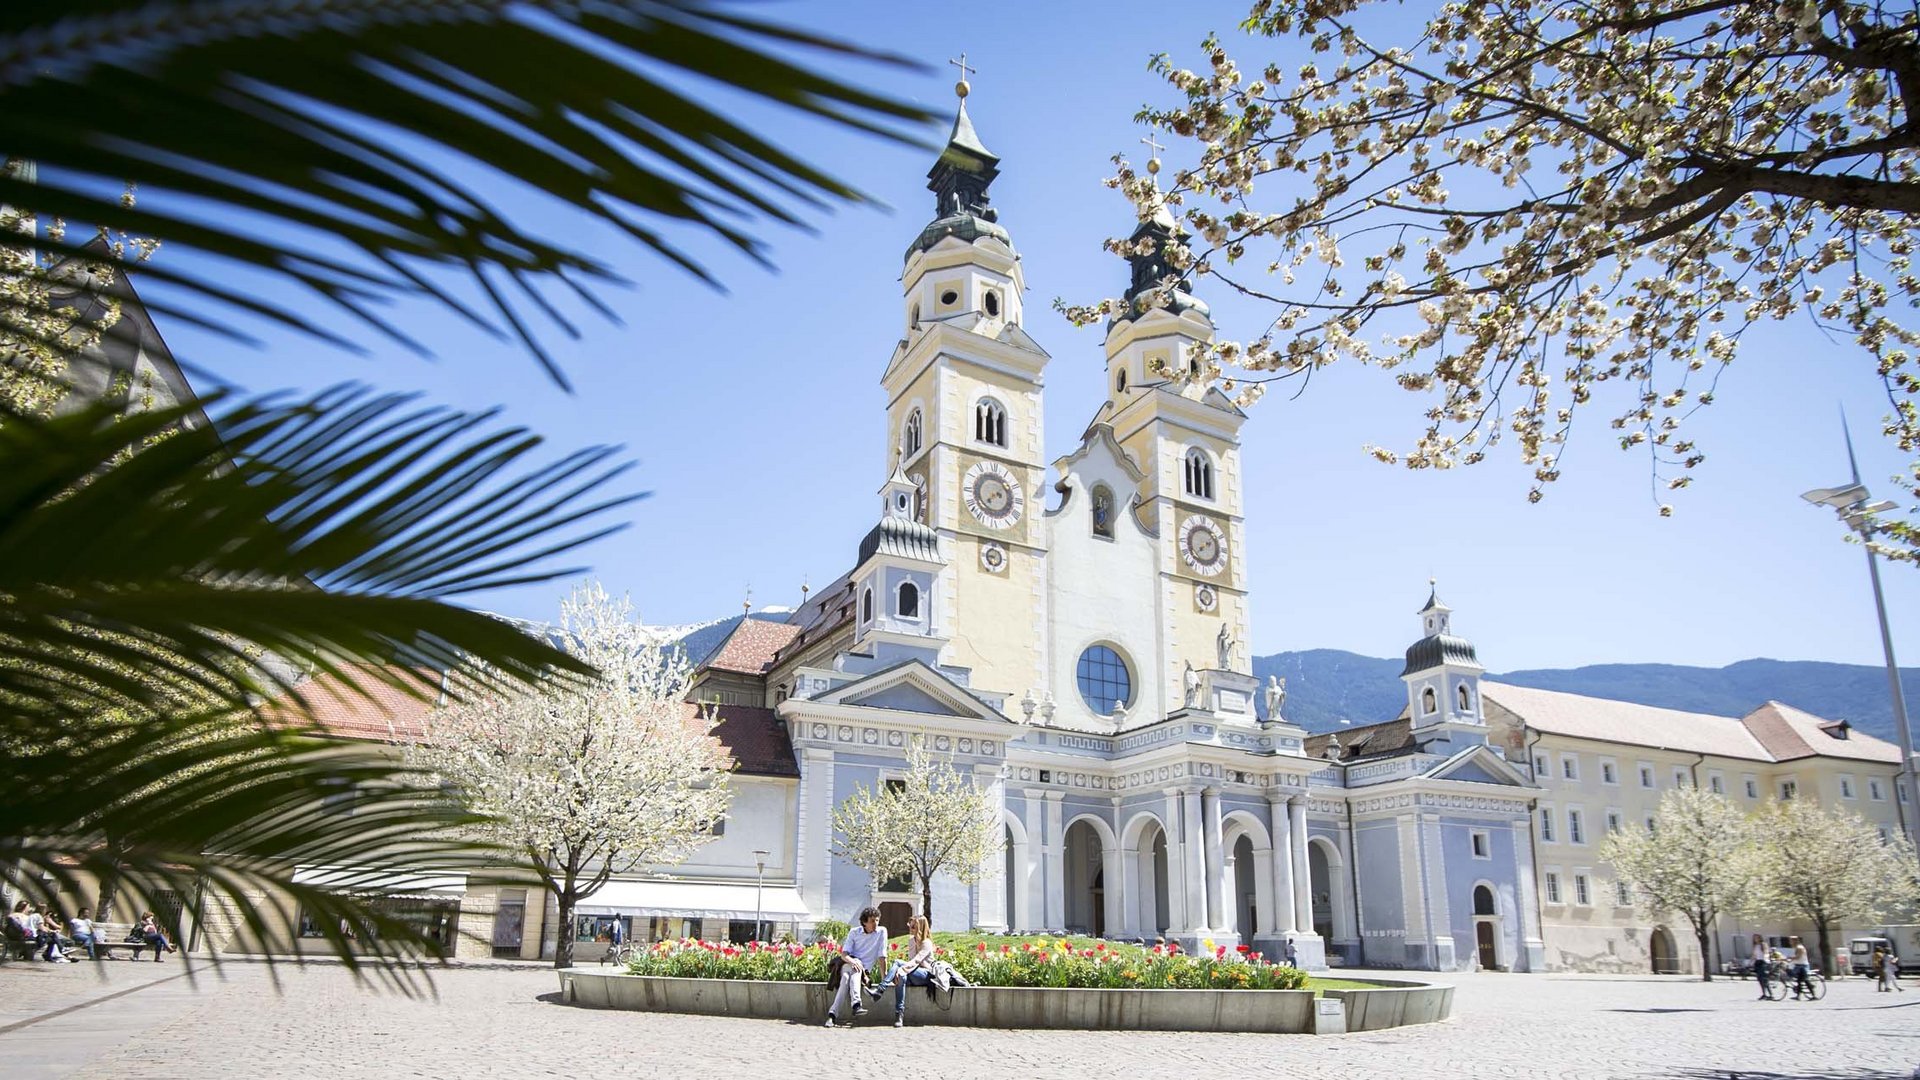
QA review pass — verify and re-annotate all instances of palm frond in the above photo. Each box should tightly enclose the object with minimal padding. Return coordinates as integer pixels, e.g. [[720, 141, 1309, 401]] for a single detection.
[[0, 1, 935, 383], [0, 385, 638, 723]]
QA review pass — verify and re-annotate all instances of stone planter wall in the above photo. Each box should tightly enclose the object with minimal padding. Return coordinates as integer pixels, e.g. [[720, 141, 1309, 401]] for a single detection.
[[558, 971, 1451, 1034], [1325, 983, 1456, 1032]]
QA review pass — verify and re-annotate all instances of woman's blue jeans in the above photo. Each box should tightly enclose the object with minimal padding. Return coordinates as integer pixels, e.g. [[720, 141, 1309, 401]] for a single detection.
[[885, 963, 933, 1012]]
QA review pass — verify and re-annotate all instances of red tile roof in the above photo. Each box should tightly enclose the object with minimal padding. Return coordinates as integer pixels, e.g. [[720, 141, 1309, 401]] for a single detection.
[[1741, 700, 1903, 764], [699, 704, 799, 778], [703, 618, 803, 675]]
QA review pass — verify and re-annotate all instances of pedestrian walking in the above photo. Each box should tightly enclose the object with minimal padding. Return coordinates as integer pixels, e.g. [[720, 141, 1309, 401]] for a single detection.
[[1883, 950, 1905, 993], [1750, 934, 1771, 1000], [1787, 936, 1814, 1000]]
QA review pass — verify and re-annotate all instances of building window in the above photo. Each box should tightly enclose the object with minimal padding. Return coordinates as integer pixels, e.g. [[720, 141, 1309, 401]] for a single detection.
[[1880, 826, 1893, 842], [1091, 483, 1115, 539], [1902, 784, 1910, 803], [1638, 765, 1654, 788], [1745, 778, 1759, 799], [1601, 760, 1618, 785], [1645, 816, 1657, 834], [1870, 778, 1885, 801], [1614, 880, 1632, 906], [1839, 776, 1856, 799], [1422, 686, 1438, 714], [1470, 830, 1491, 859], [1544, 872, 1562, 904], [902, 409, 923, 458], [1779, 780, 1797, 800], [909, 302, 920, 330], [983, 289, 1001, 317], [1115, 369, 1128, 393], [1075, 645, 1133, 715], [1538, 808, 1555, 843], [897, 581, 920, 619], [1457, 684, 1472, 711], [1574, 875, 1591, 906], [1183, 447, 1215, 500], [1567, 809, 1584, 845], [1534, 754, 1549, 779], [1708, 773, 1724, 795], [710, 817, 726, 837], [939, 288, 959, 306], [974, 398, 1007, 447], [1673, 768, 1690, 788], [1605, 810, 1622, 834], [861, 587, 873, 623], [1561, 756, 1579, 781]]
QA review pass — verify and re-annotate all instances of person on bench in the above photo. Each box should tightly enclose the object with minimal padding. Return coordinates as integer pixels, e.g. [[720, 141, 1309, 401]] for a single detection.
[[68, 907, 99, 961], [136, 912, 176, 962]]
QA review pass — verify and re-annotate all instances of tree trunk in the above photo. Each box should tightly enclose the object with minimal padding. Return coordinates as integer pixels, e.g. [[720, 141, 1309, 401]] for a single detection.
[[920, 874, 934, 929], [1814, 919, 1833, 978], [1692, 924, 1713, 982], [554, 889, 576, 969]]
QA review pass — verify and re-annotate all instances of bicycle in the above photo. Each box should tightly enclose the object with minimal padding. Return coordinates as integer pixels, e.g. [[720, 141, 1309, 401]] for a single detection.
[[600, 941, 642, 968], [1763, 960, 1827, 1001]]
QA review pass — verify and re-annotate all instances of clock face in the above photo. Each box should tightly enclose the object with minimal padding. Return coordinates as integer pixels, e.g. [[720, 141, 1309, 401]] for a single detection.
[[980, 542, 1007, 573], [964, 461, 1024, 529], [1195, 584, 1218, 612], [1179, 514, 1228, 576]]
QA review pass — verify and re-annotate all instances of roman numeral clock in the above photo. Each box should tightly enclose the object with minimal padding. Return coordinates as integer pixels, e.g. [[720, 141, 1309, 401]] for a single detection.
[[964, 460, 1024, 529]]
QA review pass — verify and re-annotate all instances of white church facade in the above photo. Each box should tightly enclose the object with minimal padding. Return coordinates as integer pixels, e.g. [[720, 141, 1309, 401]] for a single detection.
[[674, 91, 1547, 973]]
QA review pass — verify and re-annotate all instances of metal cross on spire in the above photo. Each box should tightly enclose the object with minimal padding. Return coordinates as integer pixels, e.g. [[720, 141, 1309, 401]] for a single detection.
[[949, 52, 976, 97], [1140, 133, 1165, 161]]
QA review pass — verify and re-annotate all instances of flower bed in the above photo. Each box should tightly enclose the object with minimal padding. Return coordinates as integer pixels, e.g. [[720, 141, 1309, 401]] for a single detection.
[[625, 937, 1309, 991]]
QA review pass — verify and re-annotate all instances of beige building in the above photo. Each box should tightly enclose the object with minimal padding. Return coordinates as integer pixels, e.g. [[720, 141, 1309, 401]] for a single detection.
[[1480, 683, 1910, 973]]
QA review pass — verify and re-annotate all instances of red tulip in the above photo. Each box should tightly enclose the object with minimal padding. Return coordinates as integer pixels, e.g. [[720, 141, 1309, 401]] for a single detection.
[[977, 942, 988, 952]]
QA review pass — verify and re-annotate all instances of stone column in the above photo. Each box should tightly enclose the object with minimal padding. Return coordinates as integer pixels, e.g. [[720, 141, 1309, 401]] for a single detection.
[[1201, 787, 1225, 933], [799, 747, 834, 925], [973, 764, 1007, 932], [1042, 791, 1066, 931], [1022, 796, 1045, 931], [1511, 816, 1547, 972], [1288, 796, 1312, 935], [1116, 845, 1141, 938], [1268, 793, 1297, 932], [1161, 788, 1187, 932], [1182, 787, 1207, 935]]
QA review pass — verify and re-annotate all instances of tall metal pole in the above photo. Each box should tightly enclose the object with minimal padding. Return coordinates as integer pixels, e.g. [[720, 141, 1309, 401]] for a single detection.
[[1855, 524, 1919, 839], [753, 849, 769, 943]]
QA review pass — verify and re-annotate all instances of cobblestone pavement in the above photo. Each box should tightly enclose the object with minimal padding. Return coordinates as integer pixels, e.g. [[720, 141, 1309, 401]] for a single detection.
[[2, 959, 1917, 1080]]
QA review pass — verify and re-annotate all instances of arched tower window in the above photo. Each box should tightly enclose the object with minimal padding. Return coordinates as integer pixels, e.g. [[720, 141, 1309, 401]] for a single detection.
[[975, 398, 1007, 447], [1421, 686, 1437, 714], [861, 588, 874, 623], [1091, 484, 1115, 539], [983, 290, 1000, 317], [1458, 684, 1473, 711], [1183, 447, 1215, 500], [902, 409, 923, 458], [897, 581, 920, 618], [1115, 369, 1128, 393], [909, 302, 921, 330]]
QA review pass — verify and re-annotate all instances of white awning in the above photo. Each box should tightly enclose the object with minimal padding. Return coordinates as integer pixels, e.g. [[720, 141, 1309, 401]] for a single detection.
[[575, 880, 811, 920], [291, 865, 468, 899]]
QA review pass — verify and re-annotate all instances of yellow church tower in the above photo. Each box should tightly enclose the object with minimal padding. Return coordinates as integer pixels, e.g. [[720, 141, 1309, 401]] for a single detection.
[[1096, 166, 1250, 708], [879, 75, 1050, 698]]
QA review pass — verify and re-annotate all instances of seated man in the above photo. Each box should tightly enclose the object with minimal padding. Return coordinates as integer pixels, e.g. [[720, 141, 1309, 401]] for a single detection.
[[824, 907, 886, 1028]]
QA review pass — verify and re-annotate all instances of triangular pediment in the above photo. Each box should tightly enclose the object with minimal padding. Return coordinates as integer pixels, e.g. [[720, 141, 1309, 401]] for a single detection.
[[1425, 743, 1535, 787], [816, 660, 1008, 723]]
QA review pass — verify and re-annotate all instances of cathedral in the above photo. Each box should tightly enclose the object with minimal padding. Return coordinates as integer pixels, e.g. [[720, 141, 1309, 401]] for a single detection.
[[678, 86, 1545, 973]]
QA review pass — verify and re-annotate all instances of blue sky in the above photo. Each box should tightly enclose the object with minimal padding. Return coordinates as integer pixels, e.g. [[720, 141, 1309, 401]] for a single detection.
[[148, 0, 1917, 673]]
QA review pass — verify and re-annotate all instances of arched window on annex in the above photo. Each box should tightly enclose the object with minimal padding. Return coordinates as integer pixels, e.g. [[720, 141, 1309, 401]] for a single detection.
[[861, 587, 874, 624], [974, 397, 1007, 448], [897, 581, 920, 619], [902, 408, 923, 459], [1182, 446, 1215, 501], [1457, 683, 1473, 712], [1421, 686, 1438, 715]]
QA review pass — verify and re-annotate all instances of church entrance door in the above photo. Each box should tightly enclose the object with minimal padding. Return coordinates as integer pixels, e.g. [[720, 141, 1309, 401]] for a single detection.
[[1475, 920, 1497, 970], [878, 902, 912, 939], [1650, 927, 1678, 974]]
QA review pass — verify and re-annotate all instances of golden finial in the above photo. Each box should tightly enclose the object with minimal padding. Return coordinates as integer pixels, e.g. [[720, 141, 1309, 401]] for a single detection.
[[1141, 133, 1165, 175]]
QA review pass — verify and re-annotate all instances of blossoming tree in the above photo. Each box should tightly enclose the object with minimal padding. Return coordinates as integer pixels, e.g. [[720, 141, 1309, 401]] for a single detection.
[[1071, 0, 1920, 558], [413, 582, 733, 967], [830, 736, 1002, 926], [1745, 797, 1920, 974], [1598, 787, 1759, 981]]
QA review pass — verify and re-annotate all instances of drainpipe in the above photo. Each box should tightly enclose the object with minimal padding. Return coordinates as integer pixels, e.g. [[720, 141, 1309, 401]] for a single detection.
[[1523, 726, 1546, 970], [1344, 776, 1362, 966]]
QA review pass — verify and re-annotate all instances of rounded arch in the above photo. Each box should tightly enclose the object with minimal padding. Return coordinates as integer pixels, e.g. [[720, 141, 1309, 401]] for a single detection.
[[1118, 810, 1171, 938], [901, 406, 924, 459], [973, 395, 1008, 447], [1222, 810, 1275, 940], [1421, 686, 1438, 714], [1114, 368, 1128, 393], [1306, 835, 1355, 943], [1458, 683, 1474, 711], [1064, 812, 1119, 852], [1221, 809, 1272, 851], [1471, 880, 1499, 916], [1119, 809, 1164, 853], [1002, 810, 1032, 932], [895, 580, 920, 619]]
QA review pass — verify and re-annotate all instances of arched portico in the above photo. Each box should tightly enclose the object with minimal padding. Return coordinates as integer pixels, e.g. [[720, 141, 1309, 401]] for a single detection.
[[1221, 811, 1275, 942], [1063, 814, 1120, 938], [1003, 811, 1032, 932], [1119, 811, 1172, 939], [1306, 835, 1355, 943]]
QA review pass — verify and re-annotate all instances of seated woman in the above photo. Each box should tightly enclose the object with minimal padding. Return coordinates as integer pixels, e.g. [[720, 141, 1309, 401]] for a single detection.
[[137, 912, 176, 962], [880, 915, 937, 1027]]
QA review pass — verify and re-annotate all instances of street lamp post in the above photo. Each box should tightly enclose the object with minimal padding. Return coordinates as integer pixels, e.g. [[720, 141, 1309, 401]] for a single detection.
[[1803, 451, 1919, 844], [753, 849, 769, 943]]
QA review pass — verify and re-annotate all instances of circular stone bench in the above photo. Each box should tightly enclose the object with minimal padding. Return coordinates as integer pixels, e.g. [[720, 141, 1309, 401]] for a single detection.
[[556, 970, 1452, 1035]]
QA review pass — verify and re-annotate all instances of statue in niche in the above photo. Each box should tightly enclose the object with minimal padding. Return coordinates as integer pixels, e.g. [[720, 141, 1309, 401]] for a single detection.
[[1182, 661, 1202, 709], [1091, 485, 1113, 538], [1265, 675, 1287, 720], [1216, 623, 1237, 670]]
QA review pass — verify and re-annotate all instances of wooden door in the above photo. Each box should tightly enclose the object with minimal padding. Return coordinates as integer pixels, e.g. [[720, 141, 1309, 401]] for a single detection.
[[1476, 920, 1498, 970]]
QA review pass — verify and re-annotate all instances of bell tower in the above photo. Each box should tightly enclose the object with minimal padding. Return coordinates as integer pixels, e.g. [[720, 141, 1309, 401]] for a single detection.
[[879, 66, 1050, 700]]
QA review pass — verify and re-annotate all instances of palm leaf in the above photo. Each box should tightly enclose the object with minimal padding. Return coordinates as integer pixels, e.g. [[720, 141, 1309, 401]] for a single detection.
[[0, 1, 935, 383]]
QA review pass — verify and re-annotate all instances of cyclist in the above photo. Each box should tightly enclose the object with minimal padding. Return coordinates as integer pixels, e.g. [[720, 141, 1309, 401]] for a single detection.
[[1788, 936, 1815, 1000]]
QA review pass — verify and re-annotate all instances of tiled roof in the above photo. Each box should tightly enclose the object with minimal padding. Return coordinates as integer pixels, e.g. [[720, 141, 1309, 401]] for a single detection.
[[265, 665, 443, 742], [704, 618, 804, 675], [700, 704, 800, 778], [1741, 700, 1903, 764], [1305, 715, 1414, 762], [1482, 682, 1774, 761]]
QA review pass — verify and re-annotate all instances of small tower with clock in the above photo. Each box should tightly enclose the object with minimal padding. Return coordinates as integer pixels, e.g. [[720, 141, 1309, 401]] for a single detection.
[[879, 69, 1051, 699], [1098, 154, 1251, 707], [850, 465, 948, 661]]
